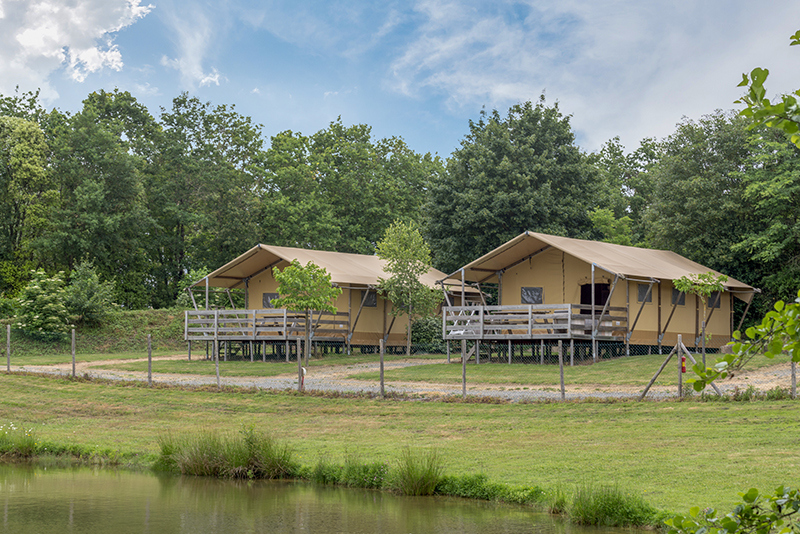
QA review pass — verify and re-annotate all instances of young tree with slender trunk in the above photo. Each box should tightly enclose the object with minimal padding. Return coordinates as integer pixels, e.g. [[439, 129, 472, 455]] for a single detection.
[[271, 260, 341, 391]]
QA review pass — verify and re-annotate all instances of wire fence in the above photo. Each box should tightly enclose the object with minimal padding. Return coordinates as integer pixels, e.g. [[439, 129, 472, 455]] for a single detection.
[[1, 324, 796, 402]]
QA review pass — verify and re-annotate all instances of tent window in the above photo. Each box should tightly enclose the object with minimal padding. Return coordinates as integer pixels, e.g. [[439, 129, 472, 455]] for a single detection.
[[521, 287, 543, 304], [637, 284, 653, 303], [708, 291, 721, 309], [262, 293, 280, 308], [361, 290, 377, 307], [672, 289, 685, 306]]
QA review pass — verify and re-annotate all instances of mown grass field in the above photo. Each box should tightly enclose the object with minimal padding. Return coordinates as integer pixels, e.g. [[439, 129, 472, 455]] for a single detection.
[[0, 371, 796, 515]]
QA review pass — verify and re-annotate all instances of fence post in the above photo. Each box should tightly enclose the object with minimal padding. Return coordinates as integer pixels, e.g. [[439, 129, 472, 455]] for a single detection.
[[792, 361, 796, 400], [188, 340, 192, 361], [71, 329, 76, 378], [461, 339, 467, 398], [558, 340, 564, 401], [297, 338, 302, 392], [147, 334, 152, 387], [6, 324, 10, 372], [677, 334, 683, 399], [380, 338, 385, 398]]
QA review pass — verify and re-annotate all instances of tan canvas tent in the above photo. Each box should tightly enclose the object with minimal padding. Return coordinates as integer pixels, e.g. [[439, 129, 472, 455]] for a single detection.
[[185, 244, 476, 349], [441, 231, 758, 349]]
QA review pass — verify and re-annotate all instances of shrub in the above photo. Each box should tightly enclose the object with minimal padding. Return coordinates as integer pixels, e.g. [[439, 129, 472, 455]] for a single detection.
[[569, 483, 657, 527], [14, 269, 71, 340], [391, 447, 444, 496], [65, 260, 115, 326]]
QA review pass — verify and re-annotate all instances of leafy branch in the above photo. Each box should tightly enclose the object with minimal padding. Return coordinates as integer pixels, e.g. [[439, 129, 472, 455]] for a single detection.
[[735, 30, 800, 149]]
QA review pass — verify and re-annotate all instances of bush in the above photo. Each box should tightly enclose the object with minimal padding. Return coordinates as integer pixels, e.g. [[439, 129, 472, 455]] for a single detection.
[[569, 483, 657, 526], [14, 269, 71, 340], [391, 447, 444, 496], [436, 473, 504, 500], [411, 315, 443, 345], [65, 260, 115, 326]]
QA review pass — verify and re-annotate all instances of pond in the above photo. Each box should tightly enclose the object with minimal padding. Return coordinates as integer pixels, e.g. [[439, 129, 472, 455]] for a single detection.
[[0, 465, 628, 534]]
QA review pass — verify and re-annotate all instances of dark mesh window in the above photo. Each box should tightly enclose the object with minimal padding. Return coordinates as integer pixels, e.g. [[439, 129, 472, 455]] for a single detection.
[[672, 289, 685, 306], [262, 293, 280, 308], [637, 284, 653, 303], [521, 287, 543, 304], [360, 290, 377, 307], [708, 291, 721, 309]]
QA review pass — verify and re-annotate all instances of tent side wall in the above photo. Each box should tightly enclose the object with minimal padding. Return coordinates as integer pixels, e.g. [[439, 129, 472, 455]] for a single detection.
[[246, 267, 409, 346], [500, 248, 732, 346]]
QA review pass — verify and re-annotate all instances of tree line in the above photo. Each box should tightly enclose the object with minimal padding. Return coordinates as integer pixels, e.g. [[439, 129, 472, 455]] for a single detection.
[[1, 88, 798, 319]]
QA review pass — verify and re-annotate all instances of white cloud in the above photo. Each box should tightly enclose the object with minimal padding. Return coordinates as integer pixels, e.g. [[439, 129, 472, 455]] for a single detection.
[[387, 0, 800, 152], [158, 2, 225, 88], [0, 0, 152, 98]]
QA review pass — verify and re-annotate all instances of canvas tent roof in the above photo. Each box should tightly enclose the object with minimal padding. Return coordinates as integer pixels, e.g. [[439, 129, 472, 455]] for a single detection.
[[446, 231, 756, 295], [193, 244, 469, 291]]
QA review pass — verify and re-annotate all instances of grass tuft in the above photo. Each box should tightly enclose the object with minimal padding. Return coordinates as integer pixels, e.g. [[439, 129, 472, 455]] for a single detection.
[[156, 426, 298, 479], [391, 447, 444, 496], [568, 483, 657, 526], [0, 422, 36, 458]]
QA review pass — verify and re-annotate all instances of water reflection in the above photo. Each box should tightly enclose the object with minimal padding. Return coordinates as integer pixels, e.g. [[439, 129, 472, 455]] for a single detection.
[[0, 465, 626, 534]]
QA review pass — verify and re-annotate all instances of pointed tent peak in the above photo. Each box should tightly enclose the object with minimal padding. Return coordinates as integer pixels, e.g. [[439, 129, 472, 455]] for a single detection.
[[450, 231, 755, 293]]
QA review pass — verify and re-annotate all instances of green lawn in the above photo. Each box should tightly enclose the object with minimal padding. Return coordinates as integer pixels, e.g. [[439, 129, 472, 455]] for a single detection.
[[0, 372, 796, 515], [349, 352, 781, 386]]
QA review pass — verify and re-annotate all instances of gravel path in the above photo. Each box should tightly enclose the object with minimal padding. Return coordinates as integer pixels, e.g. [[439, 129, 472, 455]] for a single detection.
[[9, 356, 795, 402]]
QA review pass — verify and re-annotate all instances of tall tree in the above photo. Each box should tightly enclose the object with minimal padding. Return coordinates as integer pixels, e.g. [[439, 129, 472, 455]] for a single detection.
[[38, 97, 153, 308], [425, 97, 600, 274], [259, 119, 440, 254], [643, 111, 754, 281]]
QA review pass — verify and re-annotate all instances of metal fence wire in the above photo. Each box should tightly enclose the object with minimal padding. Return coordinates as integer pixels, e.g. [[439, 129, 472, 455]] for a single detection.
[[2, 325, 796, 402]]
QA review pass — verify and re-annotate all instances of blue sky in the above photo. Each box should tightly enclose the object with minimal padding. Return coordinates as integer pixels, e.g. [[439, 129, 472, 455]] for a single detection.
[[1, 0, 799, 158]]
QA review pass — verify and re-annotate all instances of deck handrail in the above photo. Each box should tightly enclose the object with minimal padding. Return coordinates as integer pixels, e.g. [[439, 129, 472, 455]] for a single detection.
[[185, 309, 350, 342], [442, 304, 628, 341]]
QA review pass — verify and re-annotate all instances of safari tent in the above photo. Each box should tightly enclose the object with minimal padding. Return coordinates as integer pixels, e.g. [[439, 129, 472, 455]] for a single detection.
[[441, 231, 758, 354], [184, 244, 475, 354]]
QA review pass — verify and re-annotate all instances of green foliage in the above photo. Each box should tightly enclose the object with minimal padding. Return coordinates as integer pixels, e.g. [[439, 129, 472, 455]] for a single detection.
[[271, 260, 341, 314], [342, 452, 390, 488], [736, 30, 800, 148], [377, 220, 442, 320], [436, 473, 505, 501], [425, 97, 600, 273], [14, 269, 71, 339], [0, 116, 54, 267], [570, 483, 657, 526], [0, 421, 37, 458], [391, 447, 444, 496], [665, 486, 800, 534], [411, 315, 442, 344], [589, 207, 633, 246], [155, 426, 298, 479], [673, 272, 728, 315], [65, 260, 115, 326], [691, 290, 800, 392], [260, 119, 440, 254]]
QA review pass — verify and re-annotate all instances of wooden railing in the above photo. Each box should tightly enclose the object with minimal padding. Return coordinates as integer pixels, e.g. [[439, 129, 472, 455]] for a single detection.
[[442, 304, 628, 341], [185, 309, 350, 342]]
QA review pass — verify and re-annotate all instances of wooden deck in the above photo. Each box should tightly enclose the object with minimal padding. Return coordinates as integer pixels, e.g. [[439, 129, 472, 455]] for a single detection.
[[185, 309, 350, 342], [442, 304, 628, 342]]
